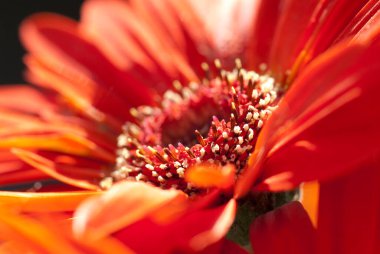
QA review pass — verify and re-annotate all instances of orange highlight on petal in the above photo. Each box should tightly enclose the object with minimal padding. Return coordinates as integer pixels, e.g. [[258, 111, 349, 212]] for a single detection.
[[185, 163, 235, 189]]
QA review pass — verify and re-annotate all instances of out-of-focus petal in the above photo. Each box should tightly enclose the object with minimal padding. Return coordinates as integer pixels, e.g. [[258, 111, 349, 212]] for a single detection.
[[20, 13, 155, 122], [0, 85, 57, 116], [73, 181, 187, 240], [12, 149, 100, 190], [247, 0, 282, 70], [250, 201, 317, 254], [24, 56, 127, 127], [0, 191, 99, 212], [185, 163, 235, 189], [1, 134, 113, 162], [197, 238, 248, 254], [0, 150, 110, 189], [81, 0, 201, 90], [190, 0, 258, 66], [316, 162, 380, 254], [267, 0, 320, 78], [115, 199, 236, 253], [300, 181, 319, 227], [0, 211, 135, 254], [0, 211, 84, 254], [184, 199, 236, 252]]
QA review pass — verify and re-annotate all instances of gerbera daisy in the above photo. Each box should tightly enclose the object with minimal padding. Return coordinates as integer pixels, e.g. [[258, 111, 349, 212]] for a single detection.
[[0, 0, 379, 253]]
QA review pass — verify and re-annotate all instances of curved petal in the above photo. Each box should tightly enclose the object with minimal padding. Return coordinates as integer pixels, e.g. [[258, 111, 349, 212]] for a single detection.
[[258, 33, 380, 190], [114, 199, 236, 253], [1, 134, 113, 162], [248, 0, 377, 82], [250, 201, 317, 254], [20, 13, 155, 122], [238, 31, 380, 194], [335, 0, 380, 42], [285, 0, 372, 83], [81, 0, 202, 90], [302, 0, 370, 65], [267, 0, 320, 78], [12, 149, 100, 190], [73, 181, 187, 240]]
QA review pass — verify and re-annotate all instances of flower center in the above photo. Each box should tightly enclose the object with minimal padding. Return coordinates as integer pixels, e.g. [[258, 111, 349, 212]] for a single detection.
[[101, 60, 280, 192]]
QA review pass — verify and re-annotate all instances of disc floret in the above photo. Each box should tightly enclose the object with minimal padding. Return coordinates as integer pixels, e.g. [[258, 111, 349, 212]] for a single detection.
[[101, 60, 280, 192]]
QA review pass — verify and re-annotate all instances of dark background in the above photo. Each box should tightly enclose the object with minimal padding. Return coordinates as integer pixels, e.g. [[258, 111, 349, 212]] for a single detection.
[[0, 1, 83, 84]]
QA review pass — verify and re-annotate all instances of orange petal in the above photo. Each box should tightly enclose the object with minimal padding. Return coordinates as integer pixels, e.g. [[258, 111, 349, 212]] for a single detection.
[[0, 133, 114, 162], [81, 236, 135, 254], [73, 181, 187, 240], [0, 241, 29, 254], [300, 181, 319, 228], [185, 163, 235, 189], [0, 191, 99, 212], [0, 211, 84, 254], [12, 149, 99, 190]]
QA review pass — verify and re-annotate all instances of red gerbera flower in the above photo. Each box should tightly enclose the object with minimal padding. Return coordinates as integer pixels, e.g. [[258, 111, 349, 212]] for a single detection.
[[0, 0, 379, 253]]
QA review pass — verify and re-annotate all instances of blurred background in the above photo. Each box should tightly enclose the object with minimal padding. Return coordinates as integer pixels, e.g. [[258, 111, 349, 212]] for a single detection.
[[0, 1, 83, 84]]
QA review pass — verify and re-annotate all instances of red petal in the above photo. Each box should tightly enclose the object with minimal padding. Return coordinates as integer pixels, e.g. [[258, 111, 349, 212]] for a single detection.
[[197, 238, 248, 254], [247, 0, 282, 70], [306, 0, 370, 62], [267, 0, 320, 78], [115, 199, 236, 253], [254, 33, 380, 191], [250, 201, 317, 254], [316, 163, 380, 254], [335, 0, 380, 42]]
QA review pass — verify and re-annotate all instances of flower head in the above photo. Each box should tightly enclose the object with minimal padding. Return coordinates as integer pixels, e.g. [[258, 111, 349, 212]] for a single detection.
[[0, 0, 380, 253]]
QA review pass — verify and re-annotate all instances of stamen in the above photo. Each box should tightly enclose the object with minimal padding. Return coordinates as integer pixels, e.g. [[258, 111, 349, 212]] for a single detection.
[[103, 60, 280, 193]]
